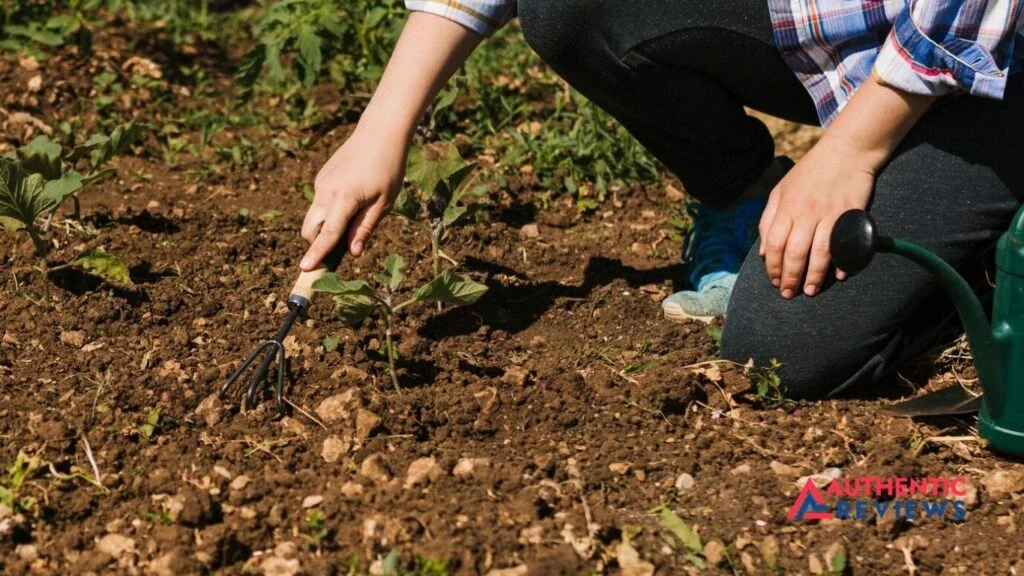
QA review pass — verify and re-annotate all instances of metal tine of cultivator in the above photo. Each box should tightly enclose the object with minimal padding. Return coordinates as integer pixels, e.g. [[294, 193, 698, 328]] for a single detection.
[[219, 300, 307, 417]]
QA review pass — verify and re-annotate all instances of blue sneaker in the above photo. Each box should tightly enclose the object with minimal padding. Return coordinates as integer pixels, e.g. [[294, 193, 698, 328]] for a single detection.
[[662, 196, 769, 323]]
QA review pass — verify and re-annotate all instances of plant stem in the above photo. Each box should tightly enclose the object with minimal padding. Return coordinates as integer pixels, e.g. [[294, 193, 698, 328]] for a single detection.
[[430, 231, 442, 311], [383, 309, 401, 394]]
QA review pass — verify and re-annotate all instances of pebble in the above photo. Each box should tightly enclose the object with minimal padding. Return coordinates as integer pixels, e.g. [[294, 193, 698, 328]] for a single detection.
[[981, 469, 1024, 498], [674, 473, 695, 491], [355, 409, 382, 441], [260, 556, 299, 576], [703, 540, 726, 566], [301, 495, 323, 509], [15, 544, 38, 561], [96, 533, 135, 557], [608, 462, 631, 476], [360, 454, 390, 484], [194, 394, 224, 427], [60, 330, 86, 348], [314, 389, 361, 423], [730, 463, 751, 476], [230, 475, 250, 491], [405, 457, 442, 489], [341, 482, 364, 498], [486, 567, 529, 576], [322, 436, 351, 463], [453, 457, 491, 479], [770, 461, 801, 480], [501, 366, 531, 387]]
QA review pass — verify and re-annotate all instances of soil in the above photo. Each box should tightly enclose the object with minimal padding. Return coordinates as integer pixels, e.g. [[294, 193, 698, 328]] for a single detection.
[[2, 15, 1023, 576]]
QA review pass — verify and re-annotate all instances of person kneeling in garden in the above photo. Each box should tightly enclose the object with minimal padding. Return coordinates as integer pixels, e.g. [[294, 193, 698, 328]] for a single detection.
[[298, 1, 1024, 399]]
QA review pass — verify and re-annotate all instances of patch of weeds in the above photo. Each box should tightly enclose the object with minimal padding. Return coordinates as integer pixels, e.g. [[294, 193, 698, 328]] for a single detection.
[[144, 504, 173, 526], [0, 451, 41, 515], [0, 123, 140, 295], [301, 509, 331, 552], [313, 254, 487, 392], [374, 550, 451, 576], [705, 325, 723, 355], [0, 0, 99, 59], [749, 358, 790, 408], [137, 407, 162, 441], [649, 503, 706, 569]]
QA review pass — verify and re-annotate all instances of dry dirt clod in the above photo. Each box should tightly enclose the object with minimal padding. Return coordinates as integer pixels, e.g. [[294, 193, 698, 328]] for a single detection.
[[322, 435, 351, 463], [301, 495, 324, 508], [770, 461, 801, 480], [675, 472, 695, 491], [730, 463, 752, 475], [405, 457, 442, 489], [360, 453, 391, 484], [355, 409, 382, 441], [981, 469, 1024, 498], [453, 457, 491, 479], [486, 566, 529, 576], [615, 539, 655, 576], [519, 223, 540, 239], [15, 544, 38, 561], [96, 533, 135, 557], [60, 330, 86, 348], [230, 475, 250, 491], [608, 462, 631, 476], [501, 366, 531, 387], [194, 394, 225, 427], [314, 389, 361, 423], [341, 481, 365, 498], [260, 556, 300, 576], [703, 539, 726, 567]]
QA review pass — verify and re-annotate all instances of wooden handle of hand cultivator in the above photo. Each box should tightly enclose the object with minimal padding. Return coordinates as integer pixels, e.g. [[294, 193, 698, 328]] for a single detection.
[[289, 242, 348, 304]]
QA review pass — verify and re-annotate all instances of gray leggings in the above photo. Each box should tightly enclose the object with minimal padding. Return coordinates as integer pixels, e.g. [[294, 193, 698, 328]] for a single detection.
[[517, 0, 1024, 397]]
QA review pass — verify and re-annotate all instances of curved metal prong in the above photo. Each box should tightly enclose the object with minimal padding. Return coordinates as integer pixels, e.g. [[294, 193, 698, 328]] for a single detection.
[[274, 344, 288, 418], [244, 340, 284, 410], [220, 339, 280, 399]]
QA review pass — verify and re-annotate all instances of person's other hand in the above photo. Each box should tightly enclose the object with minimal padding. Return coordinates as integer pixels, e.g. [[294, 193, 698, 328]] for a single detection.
[[300, 129, 407, 271], [758, 135, 875, 298]]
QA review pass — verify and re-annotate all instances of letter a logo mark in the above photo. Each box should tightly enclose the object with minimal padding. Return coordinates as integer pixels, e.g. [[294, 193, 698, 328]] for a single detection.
[[788, 479, 833, 520]]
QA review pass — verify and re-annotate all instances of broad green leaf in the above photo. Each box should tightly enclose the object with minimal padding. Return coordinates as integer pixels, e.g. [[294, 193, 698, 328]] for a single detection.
[[412, 269, 488, 306], [88, 121, 140, 169], [649, 504, 702, 553], [311, 274, 376, 297], [43, 170, 83, 203], [0, 216, 23, 231], [332, 293, 377, 325], [390, 188, 422, 221], [0, 160, 55, 229], [376, 254, 405, 291], [406, 142, 464, 195], [426, 179, 451, 221], [235, 44, 266, 97], [322, 336, 340, 353], [265, 42, 285, 83], [140, 408, 161, 440], [295, 24, 322, 87], [15, 135, 63, 180], [5, 24, 64, 46], [73, 248, 133, 286], [432, 86, 458, 118], [444, 162, 476, 196]]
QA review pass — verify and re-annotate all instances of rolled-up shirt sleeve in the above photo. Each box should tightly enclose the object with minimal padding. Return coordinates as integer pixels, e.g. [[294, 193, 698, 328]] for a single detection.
[[874, 0, 1024, 98], [405, 0, 517, 37]]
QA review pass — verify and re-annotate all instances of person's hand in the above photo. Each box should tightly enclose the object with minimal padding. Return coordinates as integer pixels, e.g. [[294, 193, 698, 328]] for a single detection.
[[758, 135, 876, 298], [299, 128, 408, 271]]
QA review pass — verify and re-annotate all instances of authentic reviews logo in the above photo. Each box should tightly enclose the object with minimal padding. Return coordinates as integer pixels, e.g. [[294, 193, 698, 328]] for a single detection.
[[788, 476, 968, 521]]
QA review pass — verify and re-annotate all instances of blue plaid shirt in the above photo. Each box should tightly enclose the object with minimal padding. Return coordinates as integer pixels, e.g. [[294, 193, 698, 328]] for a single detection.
[[407, 0, 1024, 126]]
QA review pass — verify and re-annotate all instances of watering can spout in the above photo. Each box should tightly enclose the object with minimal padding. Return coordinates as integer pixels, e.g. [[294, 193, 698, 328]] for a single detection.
[[830, 210, 1024, 454]]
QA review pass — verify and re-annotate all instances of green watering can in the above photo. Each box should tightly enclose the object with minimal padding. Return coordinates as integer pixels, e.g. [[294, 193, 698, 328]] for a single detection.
[[830, 206, 1024, 456]]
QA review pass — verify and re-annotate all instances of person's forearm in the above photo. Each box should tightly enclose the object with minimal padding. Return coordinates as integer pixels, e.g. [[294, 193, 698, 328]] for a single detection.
[[820, 74, 937, 172], [357, 12, 484, 143]]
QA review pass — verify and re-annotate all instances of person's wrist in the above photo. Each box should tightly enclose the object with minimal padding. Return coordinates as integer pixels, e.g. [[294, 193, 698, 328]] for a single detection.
[[816, 128, 890, 176], [354, 104, 417, 146]]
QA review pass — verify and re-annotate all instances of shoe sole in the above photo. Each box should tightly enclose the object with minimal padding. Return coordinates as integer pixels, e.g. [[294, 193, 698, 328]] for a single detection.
[[662, 303, 716, 325]]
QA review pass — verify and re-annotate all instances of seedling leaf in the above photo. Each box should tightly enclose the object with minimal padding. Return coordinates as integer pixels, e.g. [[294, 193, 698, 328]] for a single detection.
[[73, 248, 134, 287], [377, 254, 406, 291], [444, 162, 476, 195], [235, 44, 266, 96], [311, 274, 375, 297], [332, 294, 377, 325], [44, 170, 84, 203], [391, 188, 422, 221], [649, 504, 702, 553], [412, 269, 488, 306], [13, 135, 63, 180], [406, 142, 464, 194], [295, 24, 322, 88], [0, 161, 55, 228], [139, 408, 161, 440], [323, 336, 340, 353]]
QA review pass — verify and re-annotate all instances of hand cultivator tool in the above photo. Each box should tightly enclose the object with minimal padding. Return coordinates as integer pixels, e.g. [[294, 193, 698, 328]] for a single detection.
[[831, 207, 1024, 455], [219, 247, 346, 417]]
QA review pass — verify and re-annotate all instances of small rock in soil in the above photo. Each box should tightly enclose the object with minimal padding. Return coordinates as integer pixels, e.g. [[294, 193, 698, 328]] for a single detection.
[[808, 554, 824, 575], [172, 488, 217, 527], [703, 539, 726, 567], [961, 481, 979, 508], [355, 409, 382, 441], [360, 453, 390, 484], [486, 566, 529, 576], [322, 435, 351, 463], [981, 469, 1024, 498], [230, 475, 250, 491], [341, 481, 364, 498], [730, 463, 751, 475], [315, 389, 361, 423], [501, 365, 531, 387], [405, 457, 442, 489], [770, 461, 801, 480], [194, 394, 224, 427], [147, 553, 178, 576], [15, 544, 38, 561], [796, 467, 842, 489], [60, 330, 86, 348], [740, 551, 756, 575], [260, 556, 300, 576], [453, 457, 491, 479], [675, 472, 695, 491], [96, 533, 135, 557], [519, 223, 540, 239], [275, 541, 299, 559], [608, 462, 631, 476], [301, 495, 324, 508], [615, 539, 654, 576]]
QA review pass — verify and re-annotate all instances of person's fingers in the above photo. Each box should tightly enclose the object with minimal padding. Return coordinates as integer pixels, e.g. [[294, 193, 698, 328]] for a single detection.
[[300, 196, 360, 271], [763, 214, 792, 287], [803, 222, 833, 296], [758, 190, 780, 257], [301, 204, 328, 244], [345, 199, 389, 257], [836, 269, 848, 281], [780, 223, 814, 298]]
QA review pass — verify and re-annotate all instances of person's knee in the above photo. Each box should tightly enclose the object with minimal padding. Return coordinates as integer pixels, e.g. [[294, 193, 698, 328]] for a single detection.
[[518, 0, 609, 71], [721, 317, 848, 400]]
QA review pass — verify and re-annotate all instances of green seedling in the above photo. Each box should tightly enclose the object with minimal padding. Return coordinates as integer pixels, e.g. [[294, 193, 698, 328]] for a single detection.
[[649, 503, 706, 569], [750, 359, 789, 408], [144, 504, 174, 526], [392, 142, 485, 278], [313, 254, 487, 391], [0, 450, 41, 515], [302, 509, 330, 551], [138, 407, 162, 441], [0, 123, 139, 291]]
